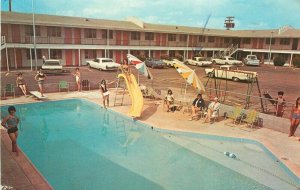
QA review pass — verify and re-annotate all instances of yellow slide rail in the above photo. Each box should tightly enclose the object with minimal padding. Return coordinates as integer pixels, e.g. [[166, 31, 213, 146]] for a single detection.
[[118, 73, 144, 117]]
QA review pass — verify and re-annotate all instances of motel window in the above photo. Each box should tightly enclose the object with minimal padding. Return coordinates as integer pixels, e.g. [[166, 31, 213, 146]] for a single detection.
[[47, 27, 61, 37], [85, 50, 97, 59], [25, 25, 41, 36], [145, 32, 154, 40], [131, 32, 140, 40], [224, 37, 231, 44], [102, 30, 113, 39], [199, 36, 205, 42], [265, 38, 275, 45], [208, 36, 215, 43], [26, 49, 42, 59], [168, 34, 176, 41], [179, 34, 187, 42], [85, 29, 96, 38], [243, 38, 251, 44], [280, 38, 290, 45], [50, 49, 62, 59]]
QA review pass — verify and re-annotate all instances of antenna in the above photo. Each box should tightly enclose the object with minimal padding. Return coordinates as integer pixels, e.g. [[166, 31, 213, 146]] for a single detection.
[[224, 16, 235, 30]]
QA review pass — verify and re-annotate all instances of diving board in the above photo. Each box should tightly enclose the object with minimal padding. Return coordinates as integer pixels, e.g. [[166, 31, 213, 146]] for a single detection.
[[30, 91, 47, 99]]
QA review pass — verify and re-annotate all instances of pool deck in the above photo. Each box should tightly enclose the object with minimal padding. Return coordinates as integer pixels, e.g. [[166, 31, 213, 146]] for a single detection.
[[1, 90, 300, 189]]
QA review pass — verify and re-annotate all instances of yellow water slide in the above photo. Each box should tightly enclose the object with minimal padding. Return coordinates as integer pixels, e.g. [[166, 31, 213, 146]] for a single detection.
[[118, 73, 144, 117]]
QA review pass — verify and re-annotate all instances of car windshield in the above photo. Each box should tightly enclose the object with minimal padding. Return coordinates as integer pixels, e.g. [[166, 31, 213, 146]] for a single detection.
[[248, 56, 257, 59], [102, 59, 113, 63], [44, 61, 60, 66], [228, 57, 234, 60]]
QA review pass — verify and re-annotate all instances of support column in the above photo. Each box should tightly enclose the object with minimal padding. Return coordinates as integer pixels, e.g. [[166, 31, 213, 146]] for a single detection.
[[14, 48, 17, 69], [48, 48, 50, 59], [6, 47, 9, 72], [289, 53, 293, 67], [30, 48, 33, 70], [79, 49, 81, 66], [148, 50, 151, 57]]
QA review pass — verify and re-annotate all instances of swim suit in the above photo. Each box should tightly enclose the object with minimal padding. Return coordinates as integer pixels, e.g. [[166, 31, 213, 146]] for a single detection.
[[292, 113, 300, 119]]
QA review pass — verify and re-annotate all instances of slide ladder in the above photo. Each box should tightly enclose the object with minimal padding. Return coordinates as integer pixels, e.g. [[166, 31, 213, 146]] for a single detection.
[[113, 77, 126, 106]]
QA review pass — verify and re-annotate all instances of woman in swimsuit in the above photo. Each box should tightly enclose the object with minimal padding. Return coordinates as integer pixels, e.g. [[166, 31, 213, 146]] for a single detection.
[[73, 68, 81, 91], [164, 89, 174, 112], [16, 72, 27, 96], [121, 59, 131, 82], [289, 97, 300, 140], [1, 106, 20, 156], [100, 79, 116, 109], [34, 69, 46, 97]]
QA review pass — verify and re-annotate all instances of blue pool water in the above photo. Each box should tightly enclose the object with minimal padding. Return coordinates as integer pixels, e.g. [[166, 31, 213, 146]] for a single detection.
[[1, 99, 299, 190]]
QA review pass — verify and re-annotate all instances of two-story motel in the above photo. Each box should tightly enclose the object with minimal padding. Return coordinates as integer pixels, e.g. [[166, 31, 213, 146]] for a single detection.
[[1, 11, 300, 71]]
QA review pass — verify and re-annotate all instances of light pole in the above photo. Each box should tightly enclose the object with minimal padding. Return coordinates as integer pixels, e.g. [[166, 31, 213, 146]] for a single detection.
[[268, 31, 274, 64], [32, 0, 38, 70]]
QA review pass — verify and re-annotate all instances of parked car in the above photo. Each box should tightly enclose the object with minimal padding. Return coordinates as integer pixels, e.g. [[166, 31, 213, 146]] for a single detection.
[[205, 65, 257, 82], [163, 58, 184, 67], [86, 58, 120, 71], [41, 59, 63, 74], [185, 57, 212, 67], [211, 56, 243, 65], [145, 58, 165, 69], [244, 55, 260, 66]]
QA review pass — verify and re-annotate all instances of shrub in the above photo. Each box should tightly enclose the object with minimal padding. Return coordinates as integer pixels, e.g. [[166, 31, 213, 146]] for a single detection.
[[160, 54, 170, 60], [292, 56, 300, 68], [175, 54, 183, 61], [273, 56, 285, 66]]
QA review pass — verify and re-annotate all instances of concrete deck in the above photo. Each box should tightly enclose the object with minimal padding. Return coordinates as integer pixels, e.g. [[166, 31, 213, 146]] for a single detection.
[[1, 90, 300, 189]]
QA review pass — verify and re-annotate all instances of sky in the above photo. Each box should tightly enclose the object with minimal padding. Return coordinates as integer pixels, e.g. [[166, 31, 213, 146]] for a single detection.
[[1, 0, 300, 30]]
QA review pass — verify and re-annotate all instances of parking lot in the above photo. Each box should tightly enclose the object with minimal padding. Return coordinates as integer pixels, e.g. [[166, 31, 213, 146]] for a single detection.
[[1, 63, 299, 118]]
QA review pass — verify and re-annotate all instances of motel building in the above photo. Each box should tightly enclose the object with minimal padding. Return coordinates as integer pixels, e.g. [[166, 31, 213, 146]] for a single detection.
[[1, 11, 300, 71]]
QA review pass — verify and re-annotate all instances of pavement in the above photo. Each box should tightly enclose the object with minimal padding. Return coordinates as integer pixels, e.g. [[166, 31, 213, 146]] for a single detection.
[[1, 89, 299, 189]]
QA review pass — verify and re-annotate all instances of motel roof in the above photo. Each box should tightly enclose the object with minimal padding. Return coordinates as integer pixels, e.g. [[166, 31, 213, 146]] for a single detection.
[[1, 11, 300, 38]]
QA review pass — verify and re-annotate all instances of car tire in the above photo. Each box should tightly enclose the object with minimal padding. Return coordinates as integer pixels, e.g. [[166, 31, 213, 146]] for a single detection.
[[225, 62, 229, 65], [87, 63, 91, 68], [208, 72, 214, 77], [212, 61, 216, 64], [232, 77, 239, 82]]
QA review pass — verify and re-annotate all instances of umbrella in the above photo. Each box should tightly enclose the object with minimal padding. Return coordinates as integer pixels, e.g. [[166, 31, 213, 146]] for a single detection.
[[173, 62, 206, 94], [127, 54, 153, 80]]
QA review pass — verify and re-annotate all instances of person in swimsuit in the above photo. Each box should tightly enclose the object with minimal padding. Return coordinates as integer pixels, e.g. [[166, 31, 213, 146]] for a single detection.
[[203, 97, 220, 123], [289, 97, 300, 140], [121, 59, 131, 82], [274, 91, 286, 117], [73, 68, 81, 91], [16, 72, 27, 96], [100, 79, 116, 109], [34, 69, 46, 97], [1, 106, 20, 156], [164, 89, 174, 112]]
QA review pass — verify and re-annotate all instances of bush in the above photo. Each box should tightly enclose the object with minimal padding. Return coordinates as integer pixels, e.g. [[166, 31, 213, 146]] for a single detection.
[[175, 54, 183, 61], [292, 56, 300, 68], [273, 56, 285, 66], [160, 54, 170, 60]]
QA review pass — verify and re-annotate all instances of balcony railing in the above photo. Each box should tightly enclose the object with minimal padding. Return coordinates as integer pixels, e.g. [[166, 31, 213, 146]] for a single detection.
[[2, 35, 297, 50]]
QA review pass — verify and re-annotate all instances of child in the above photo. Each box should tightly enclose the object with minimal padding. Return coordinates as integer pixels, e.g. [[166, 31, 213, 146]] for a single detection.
[[274, 91, 286, 117], [72, 68, 81, 91], [164, 89, 174, 112], [99, 79, 116, 108], [1, 106, 20, 156]]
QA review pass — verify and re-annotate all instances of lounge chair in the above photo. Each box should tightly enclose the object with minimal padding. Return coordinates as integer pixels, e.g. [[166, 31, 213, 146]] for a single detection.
[[58, 81, 69, 92], [226, 106, 244, 124], [242, 109, 259, 128], [3, 83, 15, 98], [81, 79, 90, 91]]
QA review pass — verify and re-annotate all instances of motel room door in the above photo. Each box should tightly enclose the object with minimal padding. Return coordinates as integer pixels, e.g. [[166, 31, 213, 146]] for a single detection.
[[65, 50, 73, 66], [292, 38, 299, 50]]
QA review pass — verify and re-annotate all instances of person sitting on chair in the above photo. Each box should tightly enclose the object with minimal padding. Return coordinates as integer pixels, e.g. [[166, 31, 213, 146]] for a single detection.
[[189, 94, 205, 120], [203, 97, 220, 123], [164, 89, 174, 112]]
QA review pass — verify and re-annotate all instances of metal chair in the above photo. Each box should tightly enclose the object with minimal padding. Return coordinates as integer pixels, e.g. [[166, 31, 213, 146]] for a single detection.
[[58, 81, 69, 92], [3, 84, 15, 98], [81, 79, 90, 91]]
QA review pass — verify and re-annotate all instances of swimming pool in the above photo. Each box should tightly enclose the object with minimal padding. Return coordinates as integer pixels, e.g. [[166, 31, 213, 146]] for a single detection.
[[1, 99, 299, 190]]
